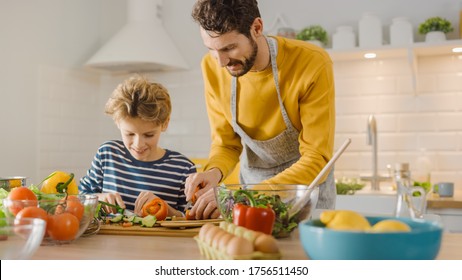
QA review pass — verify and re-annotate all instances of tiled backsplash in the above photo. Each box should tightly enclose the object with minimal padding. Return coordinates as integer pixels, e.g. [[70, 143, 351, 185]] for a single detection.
[[38, 54, 462, 189]]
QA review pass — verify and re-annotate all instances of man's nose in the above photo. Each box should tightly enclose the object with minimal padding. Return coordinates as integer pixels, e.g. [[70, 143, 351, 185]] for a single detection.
[[215, 52, 229, 67]]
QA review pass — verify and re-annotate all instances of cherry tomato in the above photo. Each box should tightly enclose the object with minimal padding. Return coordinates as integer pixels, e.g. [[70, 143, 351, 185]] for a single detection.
[[7, 187, 38, 215], [47, 213, 79, 241]]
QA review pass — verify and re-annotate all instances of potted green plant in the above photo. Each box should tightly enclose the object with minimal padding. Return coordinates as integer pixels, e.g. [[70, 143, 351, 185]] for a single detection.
[[418, 17, 454, 42], [296, 25, 328, 47]]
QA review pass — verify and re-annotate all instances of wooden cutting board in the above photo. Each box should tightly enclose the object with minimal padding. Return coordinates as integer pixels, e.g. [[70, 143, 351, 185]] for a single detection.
[[98, 219, 223, 237]]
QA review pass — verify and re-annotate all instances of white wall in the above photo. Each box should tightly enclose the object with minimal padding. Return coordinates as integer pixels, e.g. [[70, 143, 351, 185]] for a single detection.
[[0, 0, 461, 190]]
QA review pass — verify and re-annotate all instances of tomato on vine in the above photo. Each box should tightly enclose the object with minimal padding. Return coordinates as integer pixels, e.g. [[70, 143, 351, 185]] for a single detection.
[[55, 196, 84, 221]]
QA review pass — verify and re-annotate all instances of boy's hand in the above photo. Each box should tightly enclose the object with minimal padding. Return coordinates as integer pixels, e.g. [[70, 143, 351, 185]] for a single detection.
[[97, 192, 126, 214]]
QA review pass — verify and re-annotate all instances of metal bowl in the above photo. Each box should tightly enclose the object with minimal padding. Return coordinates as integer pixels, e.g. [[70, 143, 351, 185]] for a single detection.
[[0, 177, 27, 191]]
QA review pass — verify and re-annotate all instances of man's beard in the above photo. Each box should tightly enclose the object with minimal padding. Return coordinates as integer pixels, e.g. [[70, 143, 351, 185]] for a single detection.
[[226, 38, 258, 77]]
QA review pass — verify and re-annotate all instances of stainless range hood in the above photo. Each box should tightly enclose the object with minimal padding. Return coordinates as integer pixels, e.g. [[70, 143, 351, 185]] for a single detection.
[[85, 0, 188, 73]]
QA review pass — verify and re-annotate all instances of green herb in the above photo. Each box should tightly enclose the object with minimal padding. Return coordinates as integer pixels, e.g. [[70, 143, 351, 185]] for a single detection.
[[296, 25, 328, 45], [418, 17, 453, 34], [335, 179, 365, 195]]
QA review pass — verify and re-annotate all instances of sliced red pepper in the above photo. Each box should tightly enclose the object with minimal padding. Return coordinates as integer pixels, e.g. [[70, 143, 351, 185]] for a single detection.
[[142, 198, 168, 220], [232, 190, 276, 235]]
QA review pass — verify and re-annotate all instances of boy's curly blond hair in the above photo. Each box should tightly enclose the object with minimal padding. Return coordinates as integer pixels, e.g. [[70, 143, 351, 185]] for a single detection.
[[105, 76, 171, 126]]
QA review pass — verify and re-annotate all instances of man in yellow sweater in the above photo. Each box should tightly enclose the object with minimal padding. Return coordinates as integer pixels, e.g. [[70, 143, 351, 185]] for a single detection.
[[186, 0, 336, 219]]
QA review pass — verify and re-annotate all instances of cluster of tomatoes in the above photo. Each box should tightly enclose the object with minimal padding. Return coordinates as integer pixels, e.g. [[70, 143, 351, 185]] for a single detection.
[[7, 186, 84, 241]]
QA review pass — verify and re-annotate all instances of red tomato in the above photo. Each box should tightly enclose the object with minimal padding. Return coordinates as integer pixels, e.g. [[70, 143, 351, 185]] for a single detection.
[[15, 206, 48, 223], [47, 213, 79, 241], [55, 196, 84, 221], [65, 196, 84, 221], [7, 187, 38, 215], [7, 186, 37, 200], [14, 207, 49, 238]]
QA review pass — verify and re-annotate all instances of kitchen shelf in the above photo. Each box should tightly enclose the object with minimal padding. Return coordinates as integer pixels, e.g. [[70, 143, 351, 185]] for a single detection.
[[326, 39, 462, 94], [326, 39, 462, 61]]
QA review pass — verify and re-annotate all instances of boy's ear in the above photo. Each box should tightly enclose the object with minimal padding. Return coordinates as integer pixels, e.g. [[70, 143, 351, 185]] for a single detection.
[[161, 118, 170, 131]]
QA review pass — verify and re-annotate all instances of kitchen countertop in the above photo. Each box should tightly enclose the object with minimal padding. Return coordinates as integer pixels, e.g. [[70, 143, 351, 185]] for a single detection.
[[31, 229, 462, 260], [354, 186, 462, 209], [427, 190, 462, 209]]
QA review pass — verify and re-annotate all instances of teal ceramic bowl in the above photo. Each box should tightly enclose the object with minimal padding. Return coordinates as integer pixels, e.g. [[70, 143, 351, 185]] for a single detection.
[[299, 216, 443, 260]]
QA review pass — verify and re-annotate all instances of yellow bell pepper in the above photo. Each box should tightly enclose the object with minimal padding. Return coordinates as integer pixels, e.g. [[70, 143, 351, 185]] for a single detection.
[[40, 171, 79, 195]]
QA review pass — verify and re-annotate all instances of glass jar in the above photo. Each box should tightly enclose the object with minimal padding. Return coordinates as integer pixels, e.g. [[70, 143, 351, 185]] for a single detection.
[[393, 163, 426, 218]]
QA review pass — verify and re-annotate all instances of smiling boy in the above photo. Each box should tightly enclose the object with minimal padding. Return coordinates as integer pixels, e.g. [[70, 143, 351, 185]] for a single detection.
[[79, 76, 196, 217]]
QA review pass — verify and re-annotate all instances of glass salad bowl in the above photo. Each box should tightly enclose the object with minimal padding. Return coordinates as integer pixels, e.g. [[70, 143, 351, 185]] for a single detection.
[[3, 193, 98, 245], [214, 184, 319, 238]]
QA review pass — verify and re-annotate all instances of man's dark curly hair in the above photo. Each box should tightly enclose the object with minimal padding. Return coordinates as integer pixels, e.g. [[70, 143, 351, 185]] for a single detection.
[[191, 0, 261, 38]]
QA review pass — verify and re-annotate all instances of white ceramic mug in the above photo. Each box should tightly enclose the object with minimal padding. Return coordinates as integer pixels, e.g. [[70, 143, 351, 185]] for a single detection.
[[437, 182, 454, 197]]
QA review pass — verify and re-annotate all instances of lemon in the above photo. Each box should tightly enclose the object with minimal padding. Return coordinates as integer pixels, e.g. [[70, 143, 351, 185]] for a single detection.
[[320, 210, 371, 231], [370, 219, 411, 233], [40, 171, 79, 195]]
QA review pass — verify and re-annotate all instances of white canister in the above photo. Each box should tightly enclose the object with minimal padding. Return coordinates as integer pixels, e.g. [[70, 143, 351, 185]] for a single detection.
[[390, 17, 414, 46], [332, 25, 356, 50], [358, 12, 383, 48]]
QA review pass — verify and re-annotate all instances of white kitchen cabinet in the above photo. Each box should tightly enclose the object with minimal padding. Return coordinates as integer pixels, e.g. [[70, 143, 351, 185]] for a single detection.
[[426, 208, 462, 233], [326, 39, 462, 93]]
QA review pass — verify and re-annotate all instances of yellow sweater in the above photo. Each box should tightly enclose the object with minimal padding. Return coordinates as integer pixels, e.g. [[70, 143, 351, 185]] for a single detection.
[[201, 36, 335, 185]]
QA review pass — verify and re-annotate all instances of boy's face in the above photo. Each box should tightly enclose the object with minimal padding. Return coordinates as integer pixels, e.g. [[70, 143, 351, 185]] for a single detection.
[[117, 117, 168, 162]]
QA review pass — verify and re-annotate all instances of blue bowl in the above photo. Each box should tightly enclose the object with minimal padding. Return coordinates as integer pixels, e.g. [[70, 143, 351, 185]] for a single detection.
[[299, 216, 443, 260]]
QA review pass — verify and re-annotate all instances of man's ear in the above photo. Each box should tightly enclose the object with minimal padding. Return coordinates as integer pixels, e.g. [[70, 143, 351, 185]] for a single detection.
[[251, 17, 264, 37]]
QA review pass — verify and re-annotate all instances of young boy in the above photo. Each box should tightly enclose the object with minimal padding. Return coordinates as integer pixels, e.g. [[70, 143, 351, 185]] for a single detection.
[[79, 76, 196, 217]]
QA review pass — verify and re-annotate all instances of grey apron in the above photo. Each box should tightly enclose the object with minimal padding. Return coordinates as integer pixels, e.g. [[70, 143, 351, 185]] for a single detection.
[[230, 37, 336, 209]]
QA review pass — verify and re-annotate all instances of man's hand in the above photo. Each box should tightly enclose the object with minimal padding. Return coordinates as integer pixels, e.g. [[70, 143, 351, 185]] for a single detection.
[[185, 168, 222, 201], [184, 168, 222, 219], [187, 188, 221, 220]]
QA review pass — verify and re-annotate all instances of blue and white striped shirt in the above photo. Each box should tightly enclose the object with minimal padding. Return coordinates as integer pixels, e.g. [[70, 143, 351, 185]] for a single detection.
[[79, 140, 196, 212]]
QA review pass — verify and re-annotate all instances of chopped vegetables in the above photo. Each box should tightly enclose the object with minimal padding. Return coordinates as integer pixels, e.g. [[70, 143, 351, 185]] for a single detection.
[[105, 212, 157, 228]]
